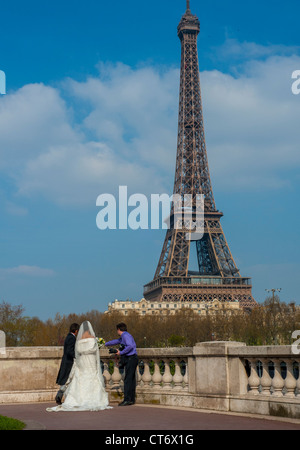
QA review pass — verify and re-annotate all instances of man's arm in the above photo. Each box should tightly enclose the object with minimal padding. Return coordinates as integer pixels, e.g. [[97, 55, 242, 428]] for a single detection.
[[105, 338, 121, 347]]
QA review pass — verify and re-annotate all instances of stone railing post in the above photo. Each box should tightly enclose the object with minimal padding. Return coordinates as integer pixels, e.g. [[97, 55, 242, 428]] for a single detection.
[[272, 359, 284, 397], [260, 359, 272, 396], [248, 359, 260, 395], [136, 363, 142, 389], [161, 358, 173, 390], [111, 359, 122, 388], [173, 358, 184, 390], [285, 360, 297, 398], [102, 358, 112, 388], [152, 359, 163, 389], [192, 342, 247, 397], [141, 360, 152, 388]]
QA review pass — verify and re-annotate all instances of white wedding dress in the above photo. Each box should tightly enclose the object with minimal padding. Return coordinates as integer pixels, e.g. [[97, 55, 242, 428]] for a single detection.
[[47, 321, 112, 412]]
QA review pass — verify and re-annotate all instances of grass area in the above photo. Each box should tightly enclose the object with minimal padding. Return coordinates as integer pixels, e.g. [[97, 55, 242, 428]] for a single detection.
[[0, 414, 26, 430]]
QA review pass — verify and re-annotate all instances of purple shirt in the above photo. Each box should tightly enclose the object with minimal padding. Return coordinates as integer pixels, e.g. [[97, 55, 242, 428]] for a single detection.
[[105, 331, 137, 356]]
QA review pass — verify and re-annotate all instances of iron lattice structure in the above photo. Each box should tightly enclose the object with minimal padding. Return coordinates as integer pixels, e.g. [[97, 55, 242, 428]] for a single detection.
[[144, 1, 256, 310]]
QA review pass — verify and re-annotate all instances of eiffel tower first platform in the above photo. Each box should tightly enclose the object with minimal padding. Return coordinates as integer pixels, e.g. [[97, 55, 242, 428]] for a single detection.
[[143, 1, 257, 310]]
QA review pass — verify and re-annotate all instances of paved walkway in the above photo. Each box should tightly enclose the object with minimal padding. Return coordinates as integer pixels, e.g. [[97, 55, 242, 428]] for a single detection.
[[1, 402, 300, 431]]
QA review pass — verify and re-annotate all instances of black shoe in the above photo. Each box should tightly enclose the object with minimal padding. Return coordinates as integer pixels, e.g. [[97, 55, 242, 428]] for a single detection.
[[55, 390, 63, 405], [118, 401, 134, 406]]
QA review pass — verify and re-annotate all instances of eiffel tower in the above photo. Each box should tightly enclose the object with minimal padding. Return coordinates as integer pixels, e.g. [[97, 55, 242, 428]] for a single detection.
[[143, 1, 256, 310]]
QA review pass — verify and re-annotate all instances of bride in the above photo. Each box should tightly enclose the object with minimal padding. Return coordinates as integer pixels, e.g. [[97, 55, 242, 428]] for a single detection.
[[47, 321, 112, 412]]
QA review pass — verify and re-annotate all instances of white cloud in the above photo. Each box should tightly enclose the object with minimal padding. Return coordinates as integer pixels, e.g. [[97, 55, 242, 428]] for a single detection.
[[201, 54, 300, 191], [19, 141, 165, 206], [0, 45, 299, 208], [214, 38, 300, 63], [0, 265, 55, 277], [65, 63, 179, 169], [0, 83, 78, 169]]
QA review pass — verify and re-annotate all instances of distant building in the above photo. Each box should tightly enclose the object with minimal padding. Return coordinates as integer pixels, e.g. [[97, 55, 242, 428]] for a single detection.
[[104, 298, 241, 316]]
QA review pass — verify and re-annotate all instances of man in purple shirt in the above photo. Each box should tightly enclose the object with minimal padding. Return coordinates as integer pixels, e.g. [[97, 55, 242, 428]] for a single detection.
[[105, 322, 138, 406]]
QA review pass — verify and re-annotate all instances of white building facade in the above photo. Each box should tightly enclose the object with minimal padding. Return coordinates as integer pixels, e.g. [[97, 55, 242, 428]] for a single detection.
[[105, 298, 241, 316]]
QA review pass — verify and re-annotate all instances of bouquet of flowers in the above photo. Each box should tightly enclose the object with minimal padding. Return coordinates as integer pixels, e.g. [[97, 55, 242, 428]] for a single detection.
[[96, 337, 106, 349]]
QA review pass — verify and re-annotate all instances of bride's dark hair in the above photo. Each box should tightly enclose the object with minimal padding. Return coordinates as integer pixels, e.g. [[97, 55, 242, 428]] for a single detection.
[[83, 321, 89, 332]]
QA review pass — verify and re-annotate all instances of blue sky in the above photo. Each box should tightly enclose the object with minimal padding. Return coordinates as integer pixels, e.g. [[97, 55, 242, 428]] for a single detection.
[[0, 0, 299, 320]]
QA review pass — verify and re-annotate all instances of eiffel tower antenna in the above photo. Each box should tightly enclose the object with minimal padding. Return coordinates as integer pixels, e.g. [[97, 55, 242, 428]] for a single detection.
[[143, 3, 256, 310]]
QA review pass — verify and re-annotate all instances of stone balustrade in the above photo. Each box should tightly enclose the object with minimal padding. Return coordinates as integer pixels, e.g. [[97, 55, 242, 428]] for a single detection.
[[1, 342, 300, 419], [243, 351, 300, 398], [101, 349, 191, 403]]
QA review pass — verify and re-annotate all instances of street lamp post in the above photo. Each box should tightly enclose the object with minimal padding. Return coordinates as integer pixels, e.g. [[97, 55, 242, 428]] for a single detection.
[[265, 288, 282, 302]]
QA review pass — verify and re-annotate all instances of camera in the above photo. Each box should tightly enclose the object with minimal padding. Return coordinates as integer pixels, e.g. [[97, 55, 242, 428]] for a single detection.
[[109, 344, 125, 354], [109, 348, 117, 354]]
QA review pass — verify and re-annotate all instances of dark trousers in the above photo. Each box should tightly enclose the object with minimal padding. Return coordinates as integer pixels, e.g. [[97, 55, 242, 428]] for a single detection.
[[123, 354, 138, 402]]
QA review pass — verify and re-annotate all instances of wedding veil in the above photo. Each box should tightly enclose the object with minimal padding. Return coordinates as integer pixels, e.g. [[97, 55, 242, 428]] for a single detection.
[[75, 320, 105, 387], [76, 320, 95, 340], [75, 320, 96, 357]]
